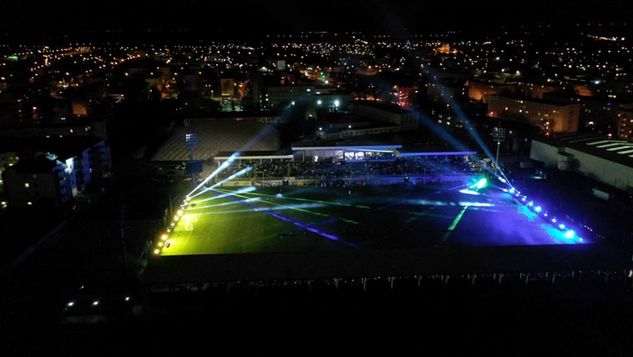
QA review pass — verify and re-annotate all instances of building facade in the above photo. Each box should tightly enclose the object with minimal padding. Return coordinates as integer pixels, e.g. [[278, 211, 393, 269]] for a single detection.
[[353, 101, 420, 131], [488, 95, 580, 133], [617, 109, 633, 141], [264, 85, 315, 109], [530, 134, 633, 192], [2, 157, 73, 208], [1, 140, 112, 208]]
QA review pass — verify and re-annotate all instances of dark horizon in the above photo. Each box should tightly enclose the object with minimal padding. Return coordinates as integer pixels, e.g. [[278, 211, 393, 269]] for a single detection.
[[1, 0, 633, 41]]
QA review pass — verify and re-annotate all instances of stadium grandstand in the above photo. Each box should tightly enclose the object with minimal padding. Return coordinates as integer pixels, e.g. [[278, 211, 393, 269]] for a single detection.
[[141, 116, 621, 290]]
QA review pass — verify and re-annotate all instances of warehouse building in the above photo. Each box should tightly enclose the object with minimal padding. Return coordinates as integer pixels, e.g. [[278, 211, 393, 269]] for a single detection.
[[530, 133, 633, 192]]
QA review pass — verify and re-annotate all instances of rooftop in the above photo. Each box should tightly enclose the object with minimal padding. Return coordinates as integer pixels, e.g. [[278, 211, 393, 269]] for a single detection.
[[9, 156, 59, 173], [535, 133, 633, 169], [214, 149, 292, 159], [352, 100, 411, 114], [490, 94, 580, 106], [152, 118, 280, 162], [0, 136, 104, 160]]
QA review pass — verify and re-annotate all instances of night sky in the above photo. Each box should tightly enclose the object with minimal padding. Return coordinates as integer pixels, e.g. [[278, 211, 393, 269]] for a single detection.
[[0, 0, 631, 39]]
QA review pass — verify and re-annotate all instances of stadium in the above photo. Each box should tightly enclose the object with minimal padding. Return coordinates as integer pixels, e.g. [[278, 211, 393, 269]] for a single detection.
[[142, 142, 607, 285]]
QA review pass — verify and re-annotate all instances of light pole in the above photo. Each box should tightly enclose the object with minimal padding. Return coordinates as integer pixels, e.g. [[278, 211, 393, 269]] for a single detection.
[[492, 123, 506, 176]]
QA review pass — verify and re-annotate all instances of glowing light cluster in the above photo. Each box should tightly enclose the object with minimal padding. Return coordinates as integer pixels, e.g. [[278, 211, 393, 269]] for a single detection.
[[469, 177, 488, 191], [153, 196, 191, 255], [511, 188, 581, 242]]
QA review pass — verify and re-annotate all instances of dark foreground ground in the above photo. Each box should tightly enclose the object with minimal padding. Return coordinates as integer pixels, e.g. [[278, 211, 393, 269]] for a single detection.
[[2, 272, 633, 356]]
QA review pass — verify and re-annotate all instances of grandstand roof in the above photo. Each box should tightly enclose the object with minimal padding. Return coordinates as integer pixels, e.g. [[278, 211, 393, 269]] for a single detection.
[[292, 133, 404, 149], [151, 119, 280, 162], [214, 149, 293, 161]]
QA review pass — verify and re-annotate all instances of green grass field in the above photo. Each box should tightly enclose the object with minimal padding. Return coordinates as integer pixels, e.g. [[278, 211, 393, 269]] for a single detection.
[[155, 180, 586, 257], [159, 186, 371, 256], [157, 183, 477, 256]]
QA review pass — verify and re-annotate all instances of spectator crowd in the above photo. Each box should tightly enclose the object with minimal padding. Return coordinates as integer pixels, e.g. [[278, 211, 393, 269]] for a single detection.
[[214, 155, 484, 181]]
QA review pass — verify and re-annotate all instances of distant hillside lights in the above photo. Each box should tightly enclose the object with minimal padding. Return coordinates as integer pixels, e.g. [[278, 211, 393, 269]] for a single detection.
[[435, 43, 458, 55]]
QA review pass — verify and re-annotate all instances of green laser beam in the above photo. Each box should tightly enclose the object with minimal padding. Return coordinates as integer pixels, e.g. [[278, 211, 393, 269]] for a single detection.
[[440, 206, 469, 244], [447, 206, 469, 231]]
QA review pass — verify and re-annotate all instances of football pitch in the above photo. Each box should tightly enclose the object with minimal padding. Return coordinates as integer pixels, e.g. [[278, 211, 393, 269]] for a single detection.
[[158, 178, 589, 257]]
